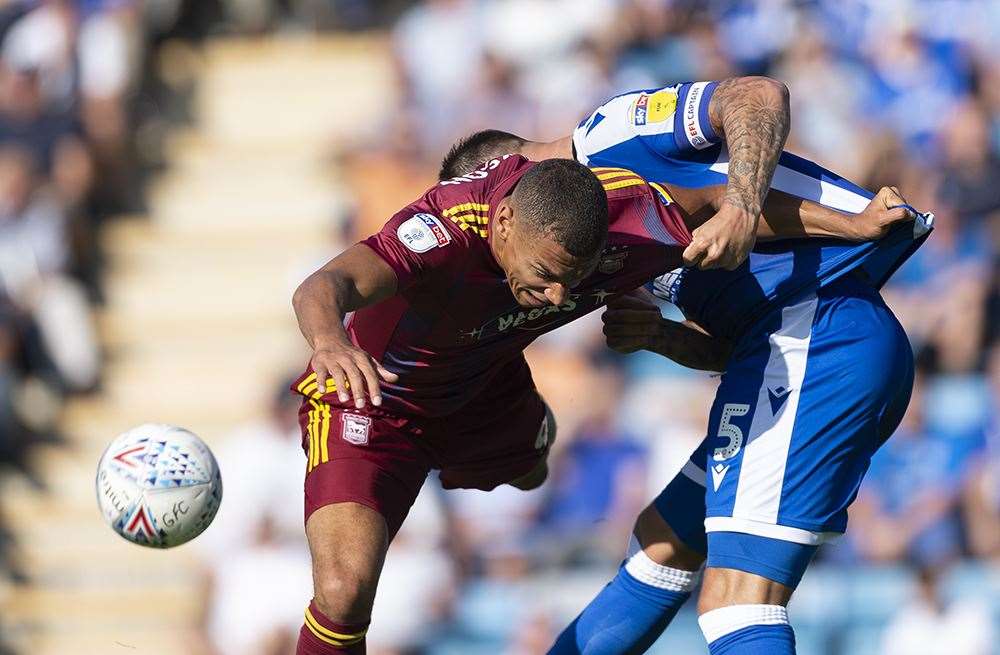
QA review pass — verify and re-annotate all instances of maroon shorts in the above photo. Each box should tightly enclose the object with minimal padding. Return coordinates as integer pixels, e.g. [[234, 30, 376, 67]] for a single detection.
[[298, 358, 551, 538]]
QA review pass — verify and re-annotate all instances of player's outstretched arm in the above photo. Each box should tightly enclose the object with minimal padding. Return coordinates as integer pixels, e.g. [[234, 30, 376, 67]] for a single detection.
[[756, 186, 916, 242], [683, 76, 790, 270], [602, 290, 732, 372], [292, 244, 400, 408]]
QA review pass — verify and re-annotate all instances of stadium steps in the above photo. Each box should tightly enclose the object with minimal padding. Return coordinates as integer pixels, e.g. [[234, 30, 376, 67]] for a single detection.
[[1, 33, 395, 655]]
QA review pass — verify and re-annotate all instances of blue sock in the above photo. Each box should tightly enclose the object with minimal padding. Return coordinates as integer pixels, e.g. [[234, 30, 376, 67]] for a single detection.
[[699, 605, 795, 655], [549, 541, 698, 654]]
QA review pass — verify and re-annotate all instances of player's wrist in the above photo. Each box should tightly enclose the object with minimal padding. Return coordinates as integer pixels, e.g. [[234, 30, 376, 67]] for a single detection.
[[650, 318, 672, 354], [313, 331, 352, 352], [720, 198, 760, 228]]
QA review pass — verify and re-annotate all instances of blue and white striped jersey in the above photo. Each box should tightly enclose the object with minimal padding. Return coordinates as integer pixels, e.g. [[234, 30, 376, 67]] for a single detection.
[[573, 83, 934, 339]]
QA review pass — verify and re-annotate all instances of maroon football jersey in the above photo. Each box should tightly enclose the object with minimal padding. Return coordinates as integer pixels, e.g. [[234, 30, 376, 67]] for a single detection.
[[294, 155, 691, 416]]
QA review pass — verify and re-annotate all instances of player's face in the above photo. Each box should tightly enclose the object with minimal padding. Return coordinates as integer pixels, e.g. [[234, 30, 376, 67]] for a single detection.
[[494, 209, 599, 308]]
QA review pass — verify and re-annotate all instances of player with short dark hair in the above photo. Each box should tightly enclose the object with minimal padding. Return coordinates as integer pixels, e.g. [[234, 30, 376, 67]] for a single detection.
[[439, 128, 526, 181], [508, 158, 609, 258], [288, 144, 907, 654], [290, 154, 691, 655]]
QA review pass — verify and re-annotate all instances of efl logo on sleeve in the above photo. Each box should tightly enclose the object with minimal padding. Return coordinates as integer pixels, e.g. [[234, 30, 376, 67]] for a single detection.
[[683, 82, 712, 150], [341, 413, 372, 446], [397, 213, 452, 253]]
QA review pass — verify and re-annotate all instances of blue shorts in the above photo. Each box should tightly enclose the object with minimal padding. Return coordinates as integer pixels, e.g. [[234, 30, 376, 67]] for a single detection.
[[655, 275, 914, 587]]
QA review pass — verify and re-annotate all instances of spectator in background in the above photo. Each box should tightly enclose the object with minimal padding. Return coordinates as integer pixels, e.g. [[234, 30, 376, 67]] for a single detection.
[[446, 537, 549, 653], [771, 23, 875, 179], [613, 0, 701, 86], [195, 377, 313, 655], [879, 562, 995, 655], [864, 26, 967, 157], [76, 0, 144, 215], [366, 483, 456, 655], [842, 371, 982, 567], [0, 145, 99, 392], [199, 514, 313, 655], [540, 364, 648, 560], [0, 56, 92, 210], [963, 343, 1000, 560], [392, 0, 484, 151], [0, 300, 46, 488], [197, 377, 308, 559], [938, 99, 1000, 224]]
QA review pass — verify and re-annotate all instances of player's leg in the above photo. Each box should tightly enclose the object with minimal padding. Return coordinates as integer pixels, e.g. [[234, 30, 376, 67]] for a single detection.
[[294, 401, 431, 655], [299, 502, 388, 654], [508, 403, 556, 490], [696, 279, 915, 654], [432, 373, 706, 653], [548, 448, 708, 655]]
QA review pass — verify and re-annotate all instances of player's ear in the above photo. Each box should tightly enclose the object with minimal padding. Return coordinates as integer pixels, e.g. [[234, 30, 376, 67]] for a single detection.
[[494, 197, 515, 241]]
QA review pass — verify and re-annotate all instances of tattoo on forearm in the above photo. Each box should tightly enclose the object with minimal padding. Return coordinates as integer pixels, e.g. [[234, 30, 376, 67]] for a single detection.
[[709, 77, 790, 218]]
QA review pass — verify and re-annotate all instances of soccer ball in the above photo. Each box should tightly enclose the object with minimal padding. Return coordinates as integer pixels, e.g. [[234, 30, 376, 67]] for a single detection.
[[96, 424, 222, 548]]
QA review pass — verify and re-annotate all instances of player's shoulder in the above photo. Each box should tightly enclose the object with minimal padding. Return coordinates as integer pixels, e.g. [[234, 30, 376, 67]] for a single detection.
[[574, 81, 720, 163], [428, 153, 531, 237], [590, 165, 659, 204], [384, 155, 530, 256]]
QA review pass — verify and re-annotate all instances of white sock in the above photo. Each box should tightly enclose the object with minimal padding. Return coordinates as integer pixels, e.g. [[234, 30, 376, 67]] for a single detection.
[[698, 604, 789, 644]]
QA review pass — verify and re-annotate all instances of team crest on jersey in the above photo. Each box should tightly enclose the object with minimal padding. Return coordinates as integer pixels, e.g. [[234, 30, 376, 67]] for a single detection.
[[397, 213, 451, 253], [631, 90, 677, 126], [341, 413, 371, 446], [598, 247, 629, 274]]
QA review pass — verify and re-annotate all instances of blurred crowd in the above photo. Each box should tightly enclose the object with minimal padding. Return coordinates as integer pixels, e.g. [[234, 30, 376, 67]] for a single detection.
[[0, 0, 134, 585], [0, 0, 224, 603], [2, 0, 999, 654]]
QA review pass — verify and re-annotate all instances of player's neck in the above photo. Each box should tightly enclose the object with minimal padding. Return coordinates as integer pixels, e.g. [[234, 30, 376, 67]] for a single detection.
[[519, 136, 574, 162]]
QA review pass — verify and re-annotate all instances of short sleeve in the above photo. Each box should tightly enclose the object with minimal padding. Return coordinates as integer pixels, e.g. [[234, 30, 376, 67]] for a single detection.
[[574, 81, 722, 163], [362, 209, 460, 291]]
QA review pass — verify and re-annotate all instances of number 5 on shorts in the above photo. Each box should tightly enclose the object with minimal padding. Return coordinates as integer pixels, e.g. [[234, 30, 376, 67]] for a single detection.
[[713, 403, 750, 461]]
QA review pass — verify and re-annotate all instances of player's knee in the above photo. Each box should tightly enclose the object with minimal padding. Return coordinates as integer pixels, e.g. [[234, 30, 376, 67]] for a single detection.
[[696, 567, 793, 615], [634, 504, 705, 571], [509, 459, 548, 490], [313, 562, 377, 623]]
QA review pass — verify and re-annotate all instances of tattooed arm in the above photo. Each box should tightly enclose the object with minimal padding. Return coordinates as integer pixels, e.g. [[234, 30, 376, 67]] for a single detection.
[[682, 76, 790, 270]]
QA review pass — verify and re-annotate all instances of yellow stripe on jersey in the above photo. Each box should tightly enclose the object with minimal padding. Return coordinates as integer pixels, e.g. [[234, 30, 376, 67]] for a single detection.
[[596, 170, 640, 181], [297, 373, 317, 393], [299, 371, 348, 399], [319, 401, 331, 464], [590, 166, 631, 173], [602, 178, 646, 192], [442, 202, 489, 217], [304, 607, 367, 646], [309, 400, 323, 470], [450, 214, 490, 225], [649, 182, 674, 204], [448, 217, 488, 238], [305, 405, 316, 472]]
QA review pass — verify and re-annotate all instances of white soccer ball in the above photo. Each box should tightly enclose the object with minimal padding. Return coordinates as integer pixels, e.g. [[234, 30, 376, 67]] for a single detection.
[[96, 424, 222, 548]]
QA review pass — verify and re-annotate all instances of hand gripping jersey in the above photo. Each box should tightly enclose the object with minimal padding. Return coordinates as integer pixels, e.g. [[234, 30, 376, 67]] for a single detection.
[[293, 155, 691, 417], [572, 82, 934, 339]]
